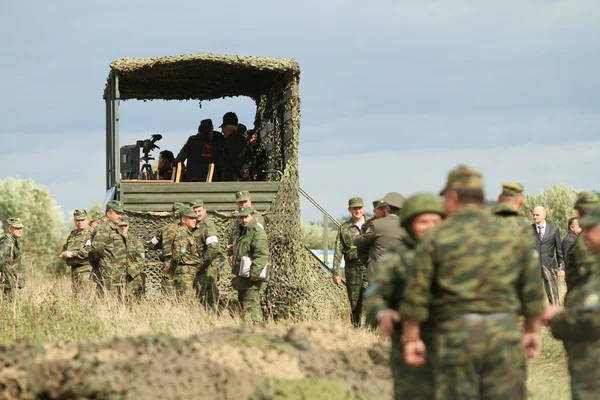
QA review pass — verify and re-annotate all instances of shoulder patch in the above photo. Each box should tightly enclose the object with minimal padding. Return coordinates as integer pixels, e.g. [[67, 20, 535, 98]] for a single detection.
[[85, 239, 91, 247], [584, 294, 599, 309], [180, 247, 187, 255]]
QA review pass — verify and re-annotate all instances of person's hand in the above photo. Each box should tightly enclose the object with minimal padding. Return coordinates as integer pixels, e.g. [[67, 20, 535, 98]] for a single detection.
[[541, 304, 561, 325], [377, 309, 400, 337], [404, 339, 427, 366], [162, 263, 172, 276], [558, 269, 565, 277], [249, 276, 258, 282], [521, 332, 541, 358], [61, 251, 73, 259], [333, 276, 342, 285]]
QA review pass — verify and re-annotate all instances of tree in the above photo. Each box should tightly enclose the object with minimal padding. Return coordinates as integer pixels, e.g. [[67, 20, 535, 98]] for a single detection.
[[0, 178, 66, 274], [519, 184, 578, 238]]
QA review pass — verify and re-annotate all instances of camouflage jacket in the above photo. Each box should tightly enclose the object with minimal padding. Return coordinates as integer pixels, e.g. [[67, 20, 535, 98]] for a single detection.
[[566, 237, 599, 290], [229, 211, 265, 246], [62, 227, 93, 267], [401, 205, 545, 323], [0, 233, 22, 287], [90, 221, 128, 278], [152, 221, 180, 262], [193, 216, 221, 273], [332, 217, 366, 276], [126, 235, 146, 278], [232, 218, 269, 290], [171, 225, 201, 268]]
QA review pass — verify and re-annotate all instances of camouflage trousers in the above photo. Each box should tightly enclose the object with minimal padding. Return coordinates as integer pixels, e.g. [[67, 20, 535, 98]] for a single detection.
[[391, 333, 435, 400], [433, 314, 526, 400], [195, 266, 219, 308], [70, 265, 94, 295], [542, 265, 560, 305], [238, 283, 264, 324], [172, 265, 198, 298], [344, 263, 367, 327], [1, 270, 23, 300], [564, 341, 600, 400]]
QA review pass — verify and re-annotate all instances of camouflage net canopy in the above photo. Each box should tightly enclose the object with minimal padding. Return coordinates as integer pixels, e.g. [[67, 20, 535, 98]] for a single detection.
[[107, 53, 348, 320]]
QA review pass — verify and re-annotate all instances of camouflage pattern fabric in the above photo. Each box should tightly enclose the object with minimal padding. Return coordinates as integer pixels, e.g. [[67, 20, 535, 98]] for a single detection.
[[401, 205, 545, 399], [90, 221, 128, 294], [193, 215, 222, 306], [126, 235, 146, 298], [151, 221, 181, 293], [229, 211, 265, 247], [231, 218, 269, 324], [550, 262, 600, 399], [221, 130, 249, 181], [62, 227, 94, 294], [0, 233, 22, 297], [171, 225, 201, 297], [357, 216, 375, 265], [566, 237, 599, 291]]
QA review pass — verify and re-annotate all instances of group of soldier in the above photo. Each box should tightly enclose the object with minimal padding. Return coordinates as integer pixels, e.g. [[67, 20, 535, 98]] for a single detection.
[[332, 165, 600, 399], [0, 190, 270, 324]]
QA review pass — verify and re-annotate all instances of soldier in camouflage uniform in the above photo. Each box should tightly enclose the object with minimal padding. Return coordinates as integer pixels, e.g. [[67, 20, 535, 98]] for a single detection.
[[333, 197, 368, 327], [401, 166, 546, 400], [492, 182, 526, 223], [90, 200, 128, 296], [227, 191, 265, 262], [0, 217, 24, 299], [365, 193, 445, 400], [171, 207, 200, 297], [191, 199, 222, 307], [117, 216, 146, 298], [357, 198, 388, 265], [90, 212, 104, 230], [151, 202, 184, 290], [232, 206, 269, 324], [60, 210, 94, 295]]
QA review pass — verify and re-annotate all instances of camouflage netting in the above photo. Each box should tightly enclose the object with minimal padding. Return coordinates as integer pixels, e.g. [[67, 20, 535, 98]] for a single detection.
[[0, 323, 392, 399], [112, 53, 348, 320]]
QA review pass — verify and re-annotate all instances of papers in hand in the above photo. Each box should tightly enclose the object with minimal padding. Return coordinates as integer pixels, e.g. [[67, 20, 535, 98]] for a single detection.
[[238, 256, 270, 282]]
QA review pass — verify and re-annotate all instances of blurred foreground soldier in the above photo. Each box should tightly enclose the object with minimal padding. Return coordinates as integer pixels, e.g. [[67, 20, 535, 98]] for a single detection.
[[227, 191, 265, 260], [354, 192, 405, 282], [117, 216, 146, 298], [565, 192, 600, 290], [333, 197, 368, 327], [365, 193, 444, 400], [173, 119, 221, 182], [60, 210, 93, 295], [231, 206, 269, 324], [171, 207, 200, 297], [0, 217, 24, 299], [90, 201, 128, 295], [562, 217, 581, 268], [357, 199, 388, 265], [493, 182, 526, 223], [532, 205, 565, 304], [542, 205, 600, 400], [90, 212, 104, 229], [191, 200, 221, 307], [401, 165, 545, 400], [220, 112, 248, 181], [151, 202, 184, 277]]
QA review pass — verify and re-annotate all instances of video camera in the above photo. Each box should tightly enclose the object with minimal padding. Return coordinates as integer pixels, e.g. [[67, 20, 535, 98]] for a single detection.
[[136, 134, 163, 161]]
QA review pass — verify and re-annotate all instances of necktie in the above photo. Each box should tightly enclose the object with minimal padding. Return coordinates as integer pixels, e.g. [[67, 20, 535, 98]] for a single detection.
[[538, 226, 544, 240]]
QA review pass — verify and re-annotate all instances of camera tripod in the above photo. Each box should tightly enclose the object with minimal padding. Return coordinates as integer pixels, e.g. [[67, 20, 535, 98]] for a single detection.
[[138, 154, 156, 180]]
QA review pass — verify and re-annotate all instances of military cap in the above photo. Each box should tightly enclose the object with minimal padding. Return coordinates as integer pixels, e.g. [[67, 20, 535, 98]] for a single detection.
[[90, 212, 104, 222], [106, 200, 124, 213], [579, 205, 600, 229], [235, 191, 251, 202], [400, 193, 446, 228], [190, 199, 204, 208], [439, 165, 484, 195], [73, 209, 88, 220], [117, 215, 129, 226], [219, 111, 239, 128], [237, 206, 256, 217], [179, 207, 197, 219], [348, 197, 364, 208], [383, 192, 406, 209], [7, 217, 23, 228], [501, 182, 524, 197], [172, 202, 185, 212], [575, 192, 600, 211], [372, 199, 387, 209], [198, 119, 213, 134]]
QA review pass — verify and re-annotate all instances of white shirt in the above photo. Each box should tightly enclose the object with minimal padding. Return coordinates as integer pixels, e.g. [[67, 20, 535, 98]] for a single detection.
[[536, 222, 547, 237]]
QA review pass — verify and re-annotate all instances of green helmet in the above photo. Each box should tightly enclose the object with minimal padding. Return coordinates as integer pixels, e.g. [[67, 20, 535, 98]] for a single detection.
[[400, 193, 446, 228]]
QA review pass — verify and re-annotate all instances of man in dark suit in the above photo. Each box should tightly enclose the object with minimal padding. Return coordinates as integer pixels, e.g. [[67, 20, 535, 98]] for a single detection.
[[561, 217, 581, 264], [532, 206, 564, 304]]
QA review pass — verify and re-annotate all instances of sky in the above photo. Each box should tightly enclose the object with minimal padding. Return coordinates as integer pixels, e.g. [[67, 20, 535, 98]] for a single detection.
[[1, 0, 599, 222]]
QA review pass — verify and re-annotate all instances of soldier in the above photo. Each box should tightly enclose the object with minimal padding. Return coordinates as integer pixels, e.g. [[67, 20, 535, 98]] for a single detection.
[[542, 204, 600, 399], [151, 202, 184, 277], [191, 199, 222, 307], [365, 193, 445, 400], [90, 212, 104, 230], [492, 182, 526, 222], [354, 192, 405, 282], [227, 191, 265, 262], [170, 207, 200, 297], [231, 206, 269, 324], [0, 217, 24, 299], [90, 200, 128, 296], [117, 216, 146, 298], [357, 199, 388, 265], [333, 197, 368, 327], [59, 209, 94, 295], [401, 165, 545, 399]]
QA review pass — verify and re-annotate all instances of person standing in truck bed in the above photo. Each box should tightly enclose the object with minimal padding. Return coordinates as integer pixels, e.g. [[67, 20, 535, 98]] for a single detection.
[[173, 119, 222, 182]]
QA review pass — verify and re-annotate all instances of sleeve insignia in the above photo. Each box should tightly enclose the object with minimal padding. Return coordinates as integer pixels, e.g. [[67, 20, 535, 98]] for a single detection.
[[85, 240, 91, 246], [584, 294, 599, 309], [180, 247, 187, 255]]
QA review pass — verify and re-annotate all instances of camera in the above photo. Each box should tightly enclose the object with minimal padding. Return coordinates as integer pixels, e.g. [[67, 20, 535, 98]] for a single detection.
[[136, 134, 163, 161]]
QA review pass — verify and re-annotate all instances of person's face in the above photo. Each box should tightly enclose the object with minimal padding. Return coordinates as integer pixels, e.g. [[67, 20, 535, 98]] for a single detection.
[[181, 217, 197, 230], [532, 208, 546, 224], [237, 199, 251, 208], [90, 220, 100, 228], [8, 226, 23, 238], [106, 209, 122, 224], [194, 206, 207, 221], [348, 206, 364, 220], [373, 207, 386, 219], [412, 213, 443, 240], [584, 224, 600, 254], [117, 224, 129, 235], [74, 218, 89, 231], [238, 214, 254, 228], [443, 191, 459, 216], [570, 219, 582, 235]]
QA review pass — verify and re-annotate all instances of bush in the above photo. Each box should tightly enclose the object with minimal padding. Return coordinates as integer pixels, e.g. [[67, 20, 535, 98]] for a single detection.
[[302, 222, 338, 250], [519, 184, 578, 238]]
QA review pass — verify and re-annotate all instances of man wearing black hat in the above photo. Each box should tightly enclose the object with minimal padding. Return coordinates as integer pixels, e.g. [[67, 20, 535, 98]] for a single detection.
[[219, 112, 248, 181], [173, 119, 223, 182]]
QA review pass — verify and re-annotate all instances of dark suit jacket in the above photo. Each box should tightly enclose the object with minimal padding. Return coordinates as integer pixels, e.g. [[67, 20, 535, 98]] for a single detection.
[[532, 223, 564, 270], [561, 231, 578, 267]]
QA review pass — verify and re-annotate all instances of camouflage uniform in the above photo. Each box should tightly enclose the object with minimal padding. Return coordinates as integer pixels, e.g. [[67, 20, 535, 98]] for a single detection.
[[91, 219, 128, 294], [232, 207, 270, 324], [229, 210, 265, 248], [0, 218, 24, 298], [193, 214, 222, 307], [171, 223, 201, 298], [125, 233, 146, 298], [401, 167, 545, 400], [151, 202, 184, 291], [62, 225, 94, 294], [333, 197, 368, 327]]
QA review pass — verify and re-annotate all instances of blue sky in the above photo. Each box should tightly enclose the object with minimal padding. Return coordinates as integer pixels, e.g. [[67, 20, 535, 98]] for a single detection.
[[1, 0, 599, 222]]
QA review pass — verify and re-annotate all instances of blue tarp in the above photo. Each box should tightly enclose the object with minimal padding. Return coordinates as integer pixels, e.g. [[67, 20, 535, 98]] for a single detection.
[[309, 249, 344, 270]]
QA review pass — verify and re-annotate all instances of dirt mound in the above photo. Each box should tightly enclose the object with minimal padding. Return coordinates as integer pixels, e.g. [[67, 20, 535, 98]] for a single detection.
[[0, 323, 392, 400]]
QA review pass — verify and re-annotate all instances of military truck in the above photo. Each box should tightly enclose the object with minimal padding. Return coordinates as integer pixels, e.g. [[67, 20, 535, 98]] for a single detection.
[[103, 53, 345, 318]]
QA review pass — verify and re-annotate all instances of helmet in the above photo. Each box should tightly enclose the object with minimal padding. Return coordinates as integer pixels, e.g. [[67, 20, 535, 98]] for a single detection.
[[400, 193, 446, 228]]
